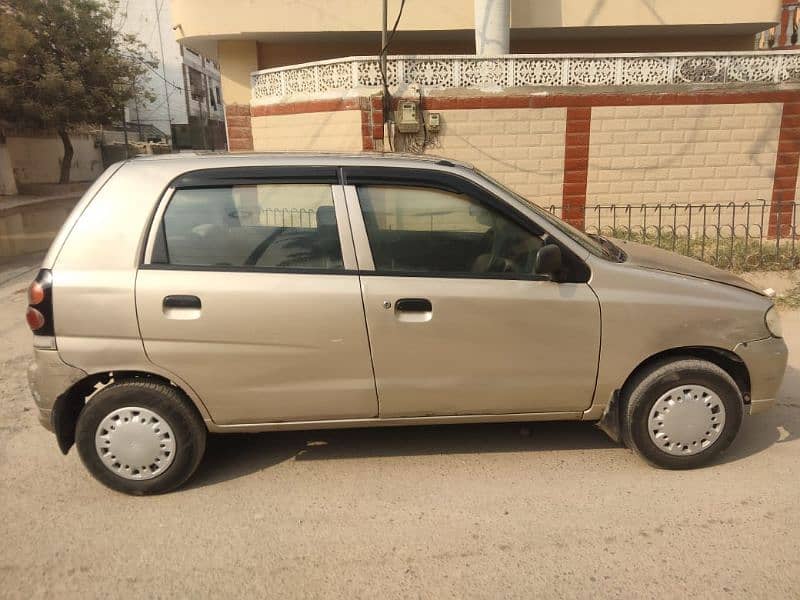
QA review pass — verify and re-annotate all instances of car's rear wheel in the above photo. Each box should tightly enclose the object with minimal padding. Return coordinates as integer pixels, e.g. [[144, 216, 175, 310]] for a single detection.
[[75, 380, 207, 495], [621, 359, 743, 469]]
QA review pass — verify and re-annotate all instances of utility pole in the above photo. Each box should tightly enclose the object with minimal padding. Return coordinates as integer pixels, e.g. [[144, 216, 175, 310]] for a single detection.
[[154, 0, 174, 148], [381, 0, 387, 75], [201, 73, 209, 150], [134, 97, 144, 141], [381, 0, 390, 148], [474, 0, 510, 56], [121, 107, 129, 159]]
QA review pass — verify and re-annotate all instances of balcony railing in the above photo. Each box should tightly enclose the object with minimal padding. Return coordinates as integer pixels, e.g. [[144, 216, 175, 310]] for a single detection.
[[252, 51, 800, 104]]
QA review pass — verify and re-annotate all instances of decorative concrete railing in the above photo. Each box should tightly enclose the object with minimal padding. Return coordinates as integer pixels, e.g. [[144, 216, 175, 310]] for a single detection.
[[252, 51, 800, 103]]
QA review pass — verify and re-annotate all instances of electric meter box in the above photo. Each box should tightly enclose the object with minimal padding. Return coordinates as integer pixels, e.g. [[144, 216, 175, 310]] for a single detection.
[[426, 112, 441, 132], [394, 101, 420, 133]]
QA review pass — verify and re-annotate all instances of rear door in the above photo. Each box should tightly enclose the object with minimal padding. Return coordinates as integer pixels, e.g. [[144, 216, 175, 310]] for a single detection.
[[135, 167, 378, 425], [342, 168, 601, 418]]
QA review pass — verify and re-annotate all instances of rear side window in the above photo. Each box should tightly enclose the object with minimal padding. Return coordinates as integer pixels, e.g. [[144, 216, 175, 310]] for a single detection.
[[159, 184, 343, 270]]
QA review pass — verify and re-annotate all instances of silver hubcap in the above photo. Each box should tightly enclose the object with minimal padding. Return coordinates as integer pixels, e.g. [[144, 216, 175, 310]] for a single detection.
[[648, 385, 726, 456], [95, 407, 176, 480]]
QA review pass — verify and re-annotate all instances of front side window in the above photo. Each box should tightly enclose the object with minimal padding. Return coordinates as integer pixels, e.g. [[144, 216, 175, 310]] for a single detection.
[[161, 184, 343, 270], [474, 168, 618, 261], [357, 186, 545, 276]]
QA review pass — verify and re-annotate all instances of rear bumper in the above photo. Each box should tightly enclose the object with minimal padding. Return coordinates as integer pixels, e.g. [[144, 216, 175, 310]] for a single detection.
[[27, 348, 86, 431], [733, 336, 788, 416]]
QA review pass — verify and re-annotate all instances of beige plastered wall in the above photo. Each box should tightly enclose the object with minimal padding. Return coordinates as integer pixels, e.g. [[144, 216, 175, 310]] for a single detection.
[[173, 0, 777, 41], [418, 107, 567, 207], [587, 103, 782, 207], [251, 111, 364, 152], [7, 133, 103, 184]]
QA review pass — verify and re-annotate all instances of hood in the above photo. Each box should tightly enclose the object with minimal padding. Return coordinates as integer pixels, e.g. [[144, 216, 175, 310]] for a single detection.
[[612, 239, 763, 295]]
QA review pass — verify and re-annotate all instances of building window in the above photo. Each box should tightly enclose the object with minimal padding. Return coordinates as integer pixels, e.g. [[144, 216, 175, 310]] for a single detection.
[[187, 67, 205, 101]]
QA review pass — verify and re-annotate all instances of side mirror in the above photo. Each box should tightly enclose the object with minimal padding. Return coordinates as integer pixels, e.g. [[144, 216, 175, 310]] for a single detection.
[[534, 244, 562, 279]]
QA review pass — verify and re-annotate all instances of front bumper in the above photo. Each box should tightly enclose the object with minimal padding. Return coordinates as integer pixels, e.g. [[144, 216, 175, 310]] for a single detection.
[[27, 348, 86, 431], [733, 336, 789, 416]]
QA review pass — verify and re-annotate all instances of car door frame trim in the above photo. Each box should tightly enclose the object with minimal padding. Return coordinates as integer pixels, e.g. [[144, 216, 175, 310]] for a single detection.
[[141, 167, 355, 273], [340, 167, 590, 282]]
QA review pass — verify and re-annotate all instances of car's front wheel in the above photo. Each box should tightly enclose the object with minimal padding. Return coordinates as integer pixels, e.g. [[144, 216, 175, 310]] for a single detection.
[[621, 358, 743, 469], [75, 379, 207, 495]]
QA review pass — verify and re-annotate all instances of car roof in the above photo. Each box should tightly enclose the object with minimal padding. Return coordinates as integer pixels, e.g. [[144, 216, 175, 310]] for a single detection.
[[128, 151, 475, 171]]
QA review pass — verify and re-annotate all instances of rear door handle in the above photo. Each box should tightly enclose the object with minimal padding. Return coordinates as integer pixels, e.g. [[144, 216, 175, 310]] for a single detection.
[[163, 295, 201, 309], [395, 298, 432, 312]]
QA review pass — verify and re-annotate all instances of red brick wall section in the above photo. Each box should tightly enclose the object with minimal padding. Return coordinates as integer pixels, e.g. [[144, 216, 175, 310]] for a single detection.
[[770, 101, 800, 237], [562, 107, 591, 229], [371, 96, 385, 147], [225, 104, 253, 152]]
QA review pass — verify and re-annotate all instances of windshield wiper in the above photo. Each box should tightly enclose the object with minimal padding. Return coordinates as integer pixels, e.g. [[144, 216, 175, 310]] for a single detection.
[[589, 234, 626, 262]]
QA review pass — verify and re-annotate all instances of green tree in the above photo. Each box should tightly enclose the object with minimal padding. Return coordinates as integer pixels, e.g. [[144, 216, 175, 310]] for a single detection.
[[0, 0, 156, 183]]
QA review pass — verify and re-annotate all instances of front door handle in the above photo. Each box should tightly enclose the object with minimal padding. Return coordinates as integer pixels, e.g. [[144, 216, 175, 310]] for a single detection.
[[163, 295, 201, 309], [395, 298, 432, 312]]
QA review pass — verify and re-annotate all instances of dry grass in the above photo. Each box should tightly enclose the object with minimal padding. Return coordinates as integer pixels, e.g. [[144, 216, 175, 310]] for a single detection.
[[776, 282, 800, 309]]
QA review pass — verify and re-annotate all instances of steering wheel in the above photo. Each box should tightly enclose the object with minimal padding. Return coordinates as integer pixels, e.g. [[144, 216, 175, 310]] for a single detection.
[[488, 256, 519, 273], [244, 229, 283, 266]]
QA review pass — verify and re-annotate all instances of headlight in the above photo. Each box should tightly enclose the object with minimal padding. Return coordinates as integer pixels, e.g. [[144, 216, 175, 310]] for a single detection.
[[765, 306, 783, 338]]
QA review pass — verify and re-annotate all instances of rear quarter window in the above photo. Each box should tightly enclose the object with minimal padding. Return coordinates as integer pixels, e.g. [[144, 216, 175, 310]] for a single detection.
[[158, 184, 344, 270]]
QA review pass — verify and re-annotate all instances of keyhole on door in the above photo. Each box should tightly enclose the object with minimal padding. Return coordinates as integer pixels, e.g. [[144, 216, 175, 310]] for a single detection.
[[382, 300, 392, 309]]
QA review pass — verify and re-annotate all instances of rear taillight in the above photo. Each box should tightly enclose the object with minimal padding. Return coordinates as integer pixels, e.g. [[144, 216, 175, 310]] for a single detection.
[[26, 269, 54, 336], [26, 306, 45, 330], [28, 281, 45, 305]]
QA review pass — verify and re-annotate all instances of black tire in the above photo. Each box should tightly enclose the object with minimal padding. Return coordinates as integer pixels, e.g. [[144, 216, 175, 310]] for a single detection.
[[75, 379, 207, 495], [620, 358, 743, 469]]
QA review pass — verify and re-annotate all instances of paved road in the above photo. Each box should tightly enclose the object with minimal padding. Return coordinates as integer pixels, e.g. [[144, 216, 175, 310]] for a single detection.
[[1, 259, 798, 599]]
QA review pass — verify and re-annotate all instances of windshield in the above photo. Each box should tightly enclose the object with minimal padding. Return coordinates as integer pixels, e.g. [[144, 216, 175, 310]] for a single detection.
[[474, 168, 618, 261]]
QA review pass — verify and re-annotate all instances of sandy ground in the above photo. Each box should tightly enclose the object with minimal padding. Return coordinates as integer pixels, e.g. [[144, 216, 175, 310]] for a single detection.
[[1, 258, 798, 599]]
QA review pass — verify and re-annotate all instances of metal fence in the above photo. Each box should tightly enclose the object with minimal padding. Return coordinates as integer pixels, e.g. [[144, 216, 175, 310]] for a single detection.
[[261, 207, 317, 228], [548, 200, 799, 271]]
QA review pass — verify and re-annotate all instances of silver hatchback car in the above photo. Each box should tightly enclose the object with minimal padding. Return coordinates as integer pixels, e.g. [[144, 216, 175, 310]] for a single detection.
[[27, 153, 787, 494]]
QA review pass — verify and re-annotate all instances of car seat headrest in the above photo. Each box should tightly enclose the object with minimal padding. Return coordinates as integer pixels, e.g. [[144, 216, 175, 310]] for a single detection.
[[316, 205, 337, 228]]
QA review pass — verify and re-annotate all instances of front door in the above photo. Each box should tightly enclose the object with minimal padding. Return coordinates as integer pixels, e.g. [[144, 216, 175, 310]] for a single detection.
[[343, 178, 600, 418], [136, 172, 377, 425]]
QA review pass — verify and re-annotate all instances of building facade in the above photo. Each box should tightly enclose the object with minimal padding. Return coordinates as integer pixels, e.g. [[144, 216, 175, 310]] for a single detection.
[[168, 0, 797, 234], [118, 0, 225, 150]]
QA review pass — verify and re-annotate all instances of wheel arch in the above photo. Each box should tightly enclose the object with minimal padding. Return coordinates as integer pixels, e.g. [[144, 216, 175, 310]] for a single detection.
[[621, 346, 751, 403], [51, 370, 208, 455], [596, 346, 751, 444]]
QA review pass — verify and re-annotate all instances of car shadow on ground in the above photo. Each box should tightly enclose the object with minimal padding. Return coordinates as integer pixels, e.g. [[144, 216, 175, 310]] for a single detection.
[[185, 366, 800, 491], [186, 421, 618, 490]]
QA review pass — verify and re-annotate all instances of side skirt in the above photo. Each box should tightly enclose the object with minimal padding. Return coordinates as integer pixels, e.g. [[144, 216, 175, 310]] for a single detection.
[[206, 411, 586, 434]]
